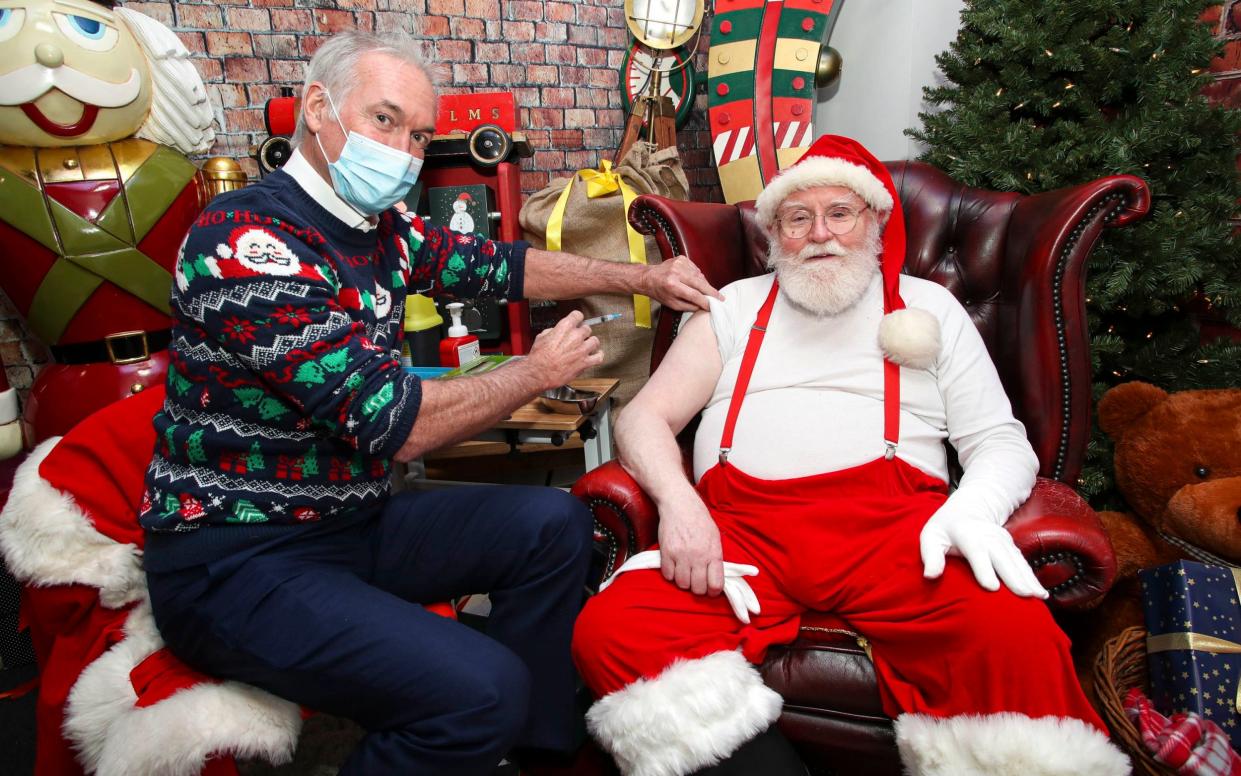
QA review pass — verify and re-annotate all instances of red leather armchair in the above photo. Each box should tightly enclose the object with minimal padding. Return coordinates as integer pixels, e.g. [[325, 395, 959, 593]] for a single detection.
[[570, 162, 1151, 776]]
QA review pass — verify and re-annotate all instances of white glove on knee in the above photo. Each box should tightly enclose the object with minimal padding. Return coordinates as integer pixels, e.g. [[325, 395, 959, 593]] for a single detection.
[[601, 550, 763, 623], [919, 511, 1048, 599]]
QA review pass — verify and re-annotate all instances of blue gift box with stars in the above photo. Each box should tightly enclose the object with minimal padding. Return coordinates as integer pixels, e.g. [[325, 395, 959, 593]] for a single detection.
[[1139, 559, 1241, 745]]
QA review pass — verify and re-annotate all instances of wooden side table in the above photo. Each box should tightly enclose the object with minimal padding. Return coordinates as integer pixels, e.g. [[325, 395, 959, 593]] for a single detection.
[[471, 377, 619, 473]]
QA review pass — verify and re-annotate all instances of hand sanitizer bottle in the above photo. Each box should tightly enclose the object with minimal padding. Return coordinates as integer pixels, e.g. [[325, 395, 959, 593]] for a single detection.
[[439, 302, 481, 368]]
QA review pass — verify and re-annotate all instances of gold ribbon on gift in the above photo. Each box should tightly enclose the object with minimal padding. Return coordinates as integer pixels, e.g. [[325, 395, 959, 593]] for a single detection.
[[1145, 567, 1241, 713], [546, 160, 652, 328]]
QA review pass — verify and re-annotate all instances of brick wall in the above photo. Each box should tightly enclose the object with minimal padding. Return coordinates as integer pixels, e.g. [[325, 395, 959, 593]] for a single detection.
[[129, 0, 721, 199], [0, 0, 721, 397]]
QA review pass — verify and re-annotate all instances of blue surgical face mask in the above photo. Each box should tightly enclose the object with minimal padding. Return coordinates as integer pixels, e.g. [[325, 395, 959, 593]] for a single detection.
[[314, 90, 424, 217]]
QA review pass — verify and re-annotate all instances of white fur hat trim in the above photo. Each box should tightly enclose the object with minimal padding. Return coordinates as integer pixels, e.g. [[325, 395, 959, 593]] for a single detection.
[[755, 156, 895, 230], [879, 308, 941, 369]]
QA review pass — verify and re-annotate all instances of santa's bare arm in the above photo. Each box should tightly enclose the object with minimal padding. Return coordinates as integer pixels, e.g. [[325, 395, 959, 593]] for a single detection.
[[616, 311, 727, 595]]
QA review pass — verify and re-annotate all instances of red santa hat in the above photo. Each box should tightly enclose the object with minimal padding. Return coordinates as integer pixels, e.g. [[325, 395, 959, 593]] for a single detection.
[[456, 192, 473, 202], [754, 134, 940, 369]]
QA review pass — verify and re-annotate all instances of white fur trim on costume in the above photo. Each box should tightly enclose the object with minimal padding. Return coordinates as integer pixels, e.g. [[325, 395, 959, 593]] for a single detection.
[[878, 308, 941, 369], [586, 650, 783, 776], [895, 712, 1131, 776], [66, 597, 302, 776], [755, 156, 895, 231], [0, 439, 145, 608]]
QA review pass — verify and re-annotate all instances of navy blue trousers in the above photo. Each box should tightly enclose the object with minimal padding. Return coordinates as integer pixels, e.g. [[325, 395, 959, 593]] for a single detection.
[[146, 486, 593, 775]]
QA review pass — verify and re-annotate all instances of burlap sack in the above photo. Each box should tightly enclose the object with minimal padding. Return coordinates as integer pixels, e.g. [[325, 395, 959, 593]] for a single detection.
[[519, 144, 690, 411]]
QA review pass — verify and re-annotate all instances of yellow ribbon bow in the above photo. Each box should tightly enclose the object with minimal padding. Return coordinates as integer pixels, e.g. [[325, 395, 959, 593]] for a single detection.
[[546, 160, 651, 328]]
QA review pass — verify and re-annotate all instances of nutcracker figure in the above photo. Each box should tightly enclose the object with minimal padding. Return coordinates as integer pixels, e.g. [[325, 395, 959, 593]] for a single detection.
[[0, 0, 235, 443]]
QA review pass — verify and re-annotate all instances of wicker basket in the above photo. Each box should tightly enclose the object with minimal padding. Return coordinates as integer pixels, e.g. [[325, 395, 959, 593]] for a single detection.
[[1092, 626, 1177, 776]]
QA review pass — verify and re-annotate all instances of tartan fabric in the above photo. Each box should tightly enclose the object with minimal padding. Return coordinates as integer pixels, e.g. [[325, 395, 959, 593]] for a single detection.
[[1126, 688, 1241, 776]]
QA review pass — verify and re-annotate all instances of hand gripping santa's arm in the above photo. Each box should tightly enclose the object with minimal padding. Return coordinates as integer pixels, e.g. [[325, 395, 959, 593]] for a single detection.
[[917, 293, 1047, 599]]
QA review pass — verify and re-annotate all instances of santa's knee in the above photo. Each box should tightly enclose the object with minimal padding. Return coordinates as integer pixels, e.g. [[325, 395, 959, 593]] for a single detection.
[[572, 590, 635, 694]]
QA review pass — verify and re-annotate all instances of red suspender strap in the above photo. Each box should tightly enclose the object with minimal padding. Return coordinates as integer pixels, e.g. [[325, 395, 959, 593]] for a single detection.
[[883, 358, 900, 460], [719, 280, 780, 465]]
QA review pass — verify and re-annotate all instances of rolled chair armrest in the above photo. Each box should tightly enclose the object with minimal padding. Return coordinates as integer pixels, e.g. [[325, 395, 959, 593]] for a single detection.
[[1005, 174, 1150, 484], [1007, 477, 1118, 611], [571, 460, 661, 579]]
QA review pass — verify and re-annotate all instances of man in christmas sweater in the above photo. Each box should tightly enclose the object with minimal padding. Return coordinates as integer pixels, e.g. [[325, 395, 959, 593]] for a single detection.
[[140, 31, 720, 776], [571, 136, 1130, 776]]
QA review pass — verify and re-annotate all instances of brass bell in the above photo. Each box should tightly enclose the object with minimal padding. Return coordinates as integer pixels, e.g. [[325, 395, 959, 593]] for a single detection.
[[816, 46, 843, 89]]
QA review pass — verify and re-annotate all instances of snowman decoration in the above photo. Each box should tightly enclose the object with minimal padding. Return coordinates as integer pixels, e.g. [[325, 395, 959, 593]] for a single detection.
[[448, 192, 475, 234]]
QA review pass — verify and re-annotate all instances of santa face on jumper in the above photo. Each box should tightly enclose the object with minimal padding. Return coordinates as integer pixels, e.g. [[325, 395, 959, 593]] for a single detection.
[[214, 227, 326, 283]]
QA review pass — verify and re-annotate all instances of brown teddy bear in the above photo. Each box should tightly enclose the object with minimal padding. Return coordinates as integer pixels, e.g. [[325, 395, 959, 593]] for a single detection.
[[1072, 381, 1241, 700]]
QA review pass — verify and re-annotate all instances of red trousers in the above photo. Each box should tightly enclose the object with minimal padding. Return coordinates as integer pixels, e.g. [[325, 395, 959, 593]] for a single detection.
[[572, 456, 1104, 730]]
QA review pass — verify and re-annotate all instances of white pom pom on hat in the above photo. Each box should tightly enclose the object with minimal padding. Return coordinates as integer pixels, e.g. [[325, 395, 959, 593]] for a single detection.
[[878, 307, 941, 369]]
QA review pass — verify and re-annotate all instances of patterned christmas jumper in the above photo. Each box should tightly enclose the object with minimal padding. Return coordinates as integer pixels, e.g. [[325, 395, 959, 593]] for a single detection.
[[139, 167, 525, 569]]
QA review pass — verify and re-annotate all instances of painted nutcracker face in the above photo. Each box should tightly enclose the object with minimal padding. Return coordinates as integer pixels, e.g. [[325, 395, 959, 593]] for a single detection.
[[0, 0, 153, 146]]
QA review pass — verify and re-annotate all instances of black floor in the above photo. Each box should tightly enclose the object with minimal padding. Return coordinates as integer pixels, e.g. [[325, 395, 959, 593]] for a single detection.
[[0, 663, 38, 776]]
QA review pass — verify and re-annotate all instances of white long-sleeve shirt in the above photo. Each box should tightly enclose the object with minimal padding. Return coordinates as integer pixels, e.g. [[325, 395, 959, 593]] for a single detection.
[[692, 272, 1039, 527]]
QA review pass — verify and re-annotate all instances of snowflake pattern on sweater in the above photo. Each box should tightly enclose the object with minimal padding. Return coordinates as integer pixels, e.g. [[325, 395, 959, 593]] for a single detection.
[[140, 170, 525, 534]]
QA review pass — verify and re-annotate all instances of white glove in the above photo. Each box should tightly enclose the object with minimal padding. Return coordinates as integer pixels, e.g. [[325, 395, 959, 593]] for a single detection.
[[600, 550, 763, 623], [919, 512, 1048, 599]]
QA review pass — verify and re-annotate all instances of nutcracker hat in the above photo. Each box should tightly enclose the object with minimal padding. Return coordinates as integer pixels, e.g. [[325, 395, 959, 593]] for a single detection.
[[754, 134, 939, 368]]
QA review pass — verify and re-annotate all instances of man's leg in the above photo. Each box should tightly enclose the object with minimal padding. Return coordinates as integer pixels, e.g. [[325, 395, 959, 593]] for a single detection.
[[148, 548, 533, 775], [573, 565, 803, 776], [834, 527, 1128, 776], [371, 485, 594, 752]]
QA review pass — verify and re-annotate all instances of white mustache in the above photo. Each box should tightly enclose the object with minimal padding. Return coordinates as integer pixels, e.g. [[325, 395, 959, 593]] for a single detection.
[[797, 240, 848, 260], [0, 62, 142, 108]]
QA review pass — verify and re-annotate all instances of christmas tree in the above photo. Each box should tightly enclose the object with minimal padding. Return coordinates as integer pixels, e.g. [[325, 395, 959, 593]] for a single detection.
[[909, 0, 1241, 505]]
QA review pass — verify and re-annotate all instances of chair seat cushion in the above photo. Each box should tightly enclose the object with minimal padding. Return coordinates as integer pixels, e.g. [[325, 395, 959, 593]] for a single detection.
[[761, 611, 888, 720]]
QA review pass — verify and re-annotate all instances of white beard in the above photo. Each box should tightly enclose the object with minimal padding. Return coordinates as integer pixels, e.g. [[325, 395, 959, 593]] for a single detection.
[[767, 224, 882, 317]]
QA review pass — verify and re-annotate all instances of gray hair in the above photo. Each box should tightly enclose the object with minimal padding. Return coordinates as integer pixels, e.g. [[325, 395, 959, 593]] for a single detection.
[[291, 31, 440, 148]]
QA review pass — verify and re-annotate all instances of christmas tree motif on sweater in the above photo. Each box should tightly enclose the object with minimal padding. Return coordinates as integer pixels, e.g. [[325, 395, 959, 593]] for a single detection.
[[169, 369, 193, 397], [186, 429, 207, 464], [246, 441, 266, 472], [163, 424, 179, 457], [294, 349, 352, 388], [228, 499, 269, 524], [233, 387, 290, 421], [360, 382, 394, 419], [301, 445, 319, 477], [441, 253, 467, 286]]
